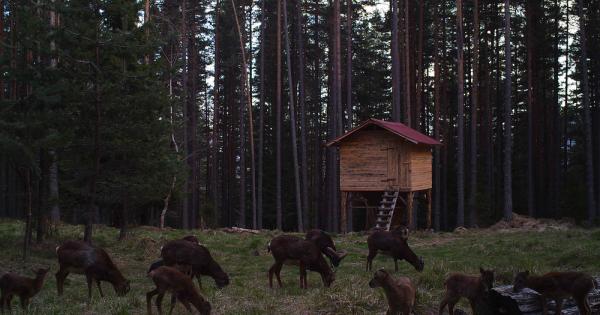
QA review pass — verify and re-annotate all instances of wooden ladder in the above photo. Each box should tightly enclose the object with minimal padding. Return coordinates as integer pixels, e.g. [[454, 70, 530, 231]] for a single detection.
[[374, 189, 400, 231]]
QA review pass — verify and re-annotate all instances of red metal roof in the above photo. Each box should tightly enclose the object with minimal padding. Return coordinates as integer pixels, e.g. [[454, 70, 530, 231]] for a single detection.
[[326, 118, 442, 146]]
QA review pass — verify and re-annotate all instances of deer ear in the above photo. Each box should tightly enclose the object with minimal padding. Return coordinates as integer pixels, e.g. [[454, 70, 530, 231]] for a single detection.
[[401, 227, 409, 240]]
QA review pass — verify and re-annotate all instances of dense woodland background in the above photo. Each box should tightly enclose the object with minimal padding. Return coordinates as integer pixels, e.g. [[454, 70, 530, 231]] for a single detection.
[[0, 0, 599, 248]]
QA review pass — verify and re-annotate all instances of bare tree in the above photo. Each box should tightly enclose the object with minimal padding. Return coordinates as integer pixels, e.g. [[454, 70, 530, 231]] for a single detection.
[[468, 0, 479, 227], [503, 0, 513, 221], [276, 0, 283, 230], [257, 0, 265, 229], [297, 0, 310, 229], [390, 0, 401, 122], [456, 0, 465, 227], [578, 0, 595, 224]]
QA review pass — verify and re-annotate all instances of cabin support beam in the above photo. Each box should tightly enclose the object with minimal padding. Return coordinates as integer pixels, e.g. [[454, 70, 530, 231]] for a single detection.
[[340, 191, 349, 233], [426, 189, 432, 229], [406, 191, 415, 229]]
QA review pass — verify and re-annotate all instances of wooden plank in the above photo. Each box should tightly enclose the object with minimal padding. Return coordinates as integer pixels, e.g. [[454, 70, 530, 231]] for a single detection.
[[340, 192, 348, 234]]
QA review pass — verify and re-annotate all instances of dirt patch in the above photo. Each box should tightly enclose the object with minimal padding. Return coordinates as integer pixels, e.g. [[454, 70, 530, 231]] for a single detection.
[[490, 213, 575, 231]]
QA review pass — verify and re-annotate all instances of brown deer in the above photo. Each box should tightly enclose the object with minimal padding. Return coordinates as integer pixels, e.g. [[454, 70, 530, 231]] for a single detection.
[[147, 266, 211, 315], [305, 229, 348, 267], [0, 268, 49, 312], [268, 235, 334, 289], [55, 240, 130, 299], [158, 240, 229, 289], [366, 227, 424, 272], [369, 268, 416, 315], [513, 271, 596, 315], [438, 268, 494, 315]]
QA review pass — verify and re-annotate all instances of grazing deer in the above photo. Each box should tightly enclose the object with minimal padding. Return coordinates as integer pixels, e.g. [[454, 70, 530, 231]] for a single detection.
[[55, 240, 130, 299], [0, 268, 49, 312], [147, 266, 211, 315], [366, 227, 424, 272], [305, 229, 348, 267], [158, 240, 229, 289], [268, 235, 334, 289], [513, 271, 596, 315], [369, 268, 416, 315], [147, 235, 200, 275], [439, 268, 494, 315]]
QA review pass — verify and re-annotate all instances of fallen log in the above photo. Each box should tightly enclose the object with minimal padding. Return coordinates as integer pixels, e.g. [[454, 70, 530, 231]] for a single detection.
[[220, 227, 260, 234], [489, 276, 600, 315]]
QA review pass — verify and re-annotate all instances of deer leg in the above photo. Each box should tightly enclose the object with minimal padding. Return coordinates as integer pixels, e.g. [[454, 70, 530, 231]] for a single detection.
[[299, 262, 307, 289], [96, 280, 104, 297], [167, 294, 176, 315], [156, 292, 165, 315], [179, 299, 192, 313], [269, 261, 283, 288], [195, 275, 202, 290], [394, 259, 398, 272], [146, 288, 159, 315], [55, 268, 68, 296], [555, 298, 563, 314], [19, 296, 28, 311], [366, 250, 377, 271], [85, 274, 94, 301], [438, 295, 449, 315], [540, 296, 548, 315], [576, 295, 592, 315], [0, 292, 5, 313], [448, 301, 456, 315]]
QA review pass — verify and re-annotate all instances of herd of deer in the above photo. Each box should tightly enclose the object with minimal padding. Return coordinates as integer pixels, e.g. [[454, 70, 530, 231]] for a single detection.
[[0, 226, 596, 315]]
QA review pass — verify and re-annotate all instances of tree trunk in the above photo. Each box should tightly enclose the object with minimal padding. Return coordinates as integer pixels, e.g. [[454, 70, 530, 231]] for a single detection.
[[84, 12, 102, 244], [403, 0, 411, 127], [49, 150, 59, 223], [579, 0, 596, 224], [230, 0, 257, 229], [433, 1, 441, 231], [119, 194, 127, 241], [331, 0, 342, 232], [390, 0, 401, 122], [503, 0, 513, 221], [282, 0, 304, 232], [257, 0, 265, 229], [456, 0, 465, 227], [211, 0, 221, 226], [345, 0, 352, 129], [526, 0, 535, 217], [23, 169, 32, 260], [416, 0, 424, 131], [276, 0, 283, 230], [468, 0, 479, 227], [297, 0, 310, 229]]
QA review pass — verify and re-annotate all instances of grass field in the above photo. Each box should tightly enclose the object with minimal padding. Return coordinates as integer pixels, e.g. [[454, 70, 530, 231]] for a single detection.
[[0, 219, 599, 314]]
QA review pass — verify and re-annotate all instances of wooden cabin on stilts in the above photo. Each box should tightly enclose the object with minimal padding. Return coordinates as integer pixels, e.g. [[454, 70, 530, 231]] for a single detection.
[[326, 119, 442, 232]]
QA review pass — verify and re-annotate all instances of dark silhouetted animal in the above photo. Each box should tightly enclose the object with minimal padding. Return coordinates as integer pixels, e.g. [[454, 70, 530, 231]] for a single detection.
[[0, 268, 49, 312], [157, 240, 229, 289], [513, 271, 595, 315], [369, 268, 416, 315], [147, 266, 211, 315], [268, 235, 334, 289], [55, 240, 130, 299], [305, 229, 347, 267], [439, 268, 495, 315], [366, 227, 424, 272]]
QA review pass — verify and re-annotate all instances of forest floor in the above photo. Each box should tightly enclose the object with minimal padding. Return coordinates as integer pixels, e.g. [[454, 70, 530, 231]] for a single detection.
[[0, 219, 599, 314]]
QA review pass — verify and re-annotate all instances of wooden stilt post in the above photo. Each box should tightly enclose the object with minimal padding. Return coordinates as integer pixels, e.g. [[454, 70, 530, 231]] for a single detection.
[[340, 191, 348, 233], [426, 189, 432, 229], [406, 191, 415, 229]]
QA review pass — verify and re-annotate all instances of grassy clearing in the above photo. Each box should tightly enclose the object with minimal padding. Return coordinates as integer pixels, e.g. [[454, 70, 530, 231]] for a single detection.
[[0, 219, 599, 314]]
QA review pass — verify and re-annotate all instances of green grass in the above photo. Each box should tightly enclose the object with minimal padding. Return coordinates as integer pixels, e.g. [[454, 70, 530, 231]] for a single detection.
[[0, 219, 599, 314]]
